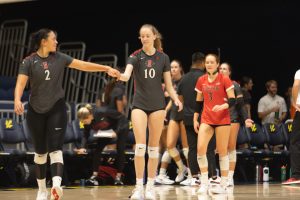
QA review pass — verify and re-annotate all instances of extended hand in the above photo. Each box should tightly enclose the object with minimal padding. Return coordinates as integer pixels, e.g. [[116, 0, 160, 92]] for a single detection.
[[245, 118, 254, 128], [107, 68, 120, 79], [212, 104, 227, 112], [174, 99, 183, 111], [14, 100, 24, 115]]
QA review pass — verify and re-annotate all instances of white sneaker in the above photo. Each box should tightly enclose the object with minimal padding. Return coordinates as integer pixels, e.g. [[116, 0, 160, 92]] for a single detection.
[[209, 184, 227, 194], [175, 166, 188, 182], [197, 184, 208, 194], [180, 176, 194, 186], [50, 186, 63, 200], [209, 176, 221, 186], [155, 174, 175, 185], [130, 186, 144, 200], [191, 177, 201, 186], [145, 185, 156, 200], [227, 177, 234, 187], [36, 190, 48, 200]]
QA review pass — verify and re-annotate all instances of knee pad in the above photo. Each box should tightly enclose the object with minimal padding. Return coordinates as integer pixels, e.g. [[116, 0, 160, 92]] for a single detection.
[[34, 153, 48, 165], [148, 146, 159, 159], [161, 151, 171, 163], [197, 155, 208, 168], [228, 150, 237, 163], [49, 150, 64, 165], [135, 144, 146, 157], [182, 148, 189, 161], [219, 155, 229, 171], [168, 148, 179, 158]]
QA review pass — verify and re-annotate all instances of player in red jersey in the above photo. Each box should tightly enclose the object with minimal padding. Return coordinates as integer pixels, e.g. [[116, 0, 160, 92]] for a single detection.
[[194, 54, 234, 194]]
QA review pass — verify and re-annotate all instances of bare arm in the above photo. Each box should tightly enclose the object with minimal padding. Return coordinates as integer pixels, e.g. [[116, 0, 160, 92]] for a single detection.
[[69, 59, 120, 78], [212, 87, 235, 112], [292, 79, 300, 111], [116, 99, 125, 114], [119, 64, 133, 82], [258, 106, 279, 119], [178, 95, 184, 104], [165, 99, 172, 112], [193, 92, 203, 133], [14, 74, 28, 115]]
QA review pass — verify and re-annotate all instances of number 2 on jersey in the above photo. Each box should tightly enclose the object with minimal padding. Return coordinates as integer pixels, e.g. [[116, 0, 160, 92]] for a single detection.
[[45, 69, 51, 80], [144, 68, 155, 79]]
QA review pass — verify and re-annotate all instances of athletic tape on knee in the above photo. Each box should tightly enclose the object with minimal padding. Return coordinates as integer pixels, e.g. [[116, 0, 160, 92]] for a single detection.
[[168, 147, 179, 158], [49, 150, 64, 165], [182, 148, 189, 161], [134, 144, 146, 157], [197, 155, 208, 168], [228, 150, 237, 163], [148, 146, 159, 158], [219, 155, 229, 171], [34, 153, 48, 165], [161, 151, 171, 163]]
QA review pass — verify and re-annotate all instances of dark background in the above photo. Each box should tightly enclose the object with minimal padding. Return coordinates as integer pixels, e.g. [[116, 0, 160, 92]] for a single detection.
[[1, 0, 299, 121]]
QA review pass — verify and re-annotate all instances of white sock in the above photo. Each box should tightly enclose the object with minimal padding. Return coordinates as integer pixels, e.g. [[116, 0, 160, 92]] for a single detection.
[[187, 168, 192, 178], [176, 160, 185, 171], [159, 168, 167, 176], [221, 176, 228, 187], [147, 178, 155, 187], [136, 178, 143, 187], [228, 170, 234, 179], [201, 172, 208, 185], [37, 178, 47, 191], [52, 176, 62, 188]]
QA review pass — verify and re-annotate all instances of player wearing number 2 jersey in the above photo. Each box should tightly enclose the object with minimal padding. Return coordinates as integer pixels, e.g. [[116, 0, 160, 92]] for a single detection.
[[119, 24, 182, 200], [14, 28, 119, 200]]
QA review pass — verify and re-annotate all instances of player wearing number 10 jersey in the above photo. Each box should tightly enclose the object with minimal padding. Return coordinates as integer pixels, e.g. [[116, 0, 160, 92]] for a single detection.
[[127, 48, 171, 111]]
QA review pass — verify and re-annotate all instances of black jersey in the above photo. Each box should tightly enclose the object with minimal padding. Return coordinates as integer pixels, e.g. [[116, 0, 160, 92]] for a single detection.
[[127, 49, 171, 111], [18, 52, 73, 113], [177, 68, 206, 125]]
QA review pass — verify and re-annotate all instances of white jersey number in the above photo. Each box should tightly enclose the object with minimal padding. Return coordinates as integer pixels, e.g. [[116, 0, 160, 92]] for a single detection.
[[45, 70, 51, 80], [144, 68, 156, 79]]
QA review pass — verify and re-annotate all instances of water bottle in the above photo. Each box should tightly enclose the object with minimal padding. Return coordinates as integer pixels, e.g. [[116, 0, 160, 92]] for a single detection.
[[263, 165, 269, 182], [281, 165, 286, 181]]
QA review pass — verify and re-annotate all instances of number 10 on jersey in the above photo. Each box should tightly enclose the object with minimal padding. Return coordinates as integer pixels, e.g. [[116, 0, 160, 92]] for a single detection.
[[144, 68, 155, 79]]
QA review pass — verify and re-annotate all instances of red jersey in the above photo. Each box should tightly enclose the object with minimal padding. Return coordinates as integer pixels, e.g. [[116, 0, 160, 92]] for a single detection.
[[195, 73, 233, 125]]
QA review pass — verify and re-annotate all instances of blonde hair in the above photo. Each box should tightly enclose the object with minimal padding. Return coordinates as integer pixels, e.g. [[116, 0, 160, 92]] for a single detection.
[[77, 104, 93, 120], [140, 24, 163, 51]]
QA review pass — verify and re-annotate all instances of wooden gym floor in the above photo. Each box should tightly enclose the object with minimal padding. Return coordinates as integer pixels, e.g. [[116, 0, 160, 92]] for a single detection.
[[0, 183, 300, 199]]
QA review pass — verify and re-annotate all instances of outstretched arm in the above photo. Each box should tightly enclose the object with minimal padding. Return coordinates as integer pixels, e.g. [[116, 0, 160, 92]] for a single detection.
[[119, 64, 133, 82], [69, 59, 120, 78]]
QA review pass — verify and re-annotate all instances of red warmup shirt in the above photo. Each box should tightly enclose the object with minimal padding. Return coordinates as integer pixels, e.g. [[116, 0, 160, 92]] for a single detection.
[[195, 73, 234, 125]]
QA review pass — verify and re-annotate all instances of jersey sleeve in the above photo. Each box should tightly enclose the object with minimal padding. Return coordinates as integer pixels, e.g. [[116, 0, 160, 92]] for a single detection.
[[127, 54, 138, 67], [234, 82, 243, 97], [163, 54, 171, 72], [59, 52, 74, 66], [18, 58, 31, 76], [195, 77, 203, 93], [224, 76, 234, 92]]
